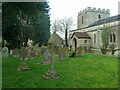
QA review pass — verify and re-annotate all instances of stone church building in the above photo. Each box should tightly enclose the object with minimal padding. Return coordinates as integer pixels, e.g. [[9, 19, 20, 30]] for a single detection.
[[49, 32, 64, 46], [69, 7, 120, 57]]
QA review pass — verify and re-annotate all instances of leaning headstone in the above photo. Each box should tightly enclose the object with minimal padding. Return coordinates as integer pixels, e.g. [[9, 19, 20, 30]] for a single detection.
[[43, 53, 59, 80], [59, 49, 66, 61], [2, 47, 8, 59], [30, 50, 36, 59], [43, 49, 51, 65], [12, 49, 19, 57], [20, 47, 28, 61]]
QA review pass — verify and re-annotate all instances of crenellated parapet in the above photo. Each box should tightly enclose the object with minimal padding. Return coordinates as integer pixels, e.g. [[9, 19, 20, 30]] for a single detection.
[[78, 7, 110, 16]]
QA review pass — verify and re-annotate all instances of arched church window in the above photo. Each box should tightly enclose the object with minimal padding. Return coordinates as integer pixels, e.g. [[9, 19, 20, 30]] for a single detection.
[[82, 16, 83, 24], [110, 33, 112, 42], [94, 34, 96, 44], [113, 33, 116, 42], [99, 14, 101, 20]]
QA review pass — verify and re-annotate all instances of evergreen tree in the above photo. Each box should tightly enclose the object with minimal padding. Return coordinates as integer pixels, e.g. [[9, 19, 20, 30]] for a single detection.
[[2, 2, 50, 49]]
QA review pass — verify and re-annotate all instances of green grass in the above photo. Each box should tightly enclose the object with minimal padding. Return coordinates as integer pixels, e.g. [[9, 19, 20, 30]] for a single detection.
[[2, 52, 118, 88]]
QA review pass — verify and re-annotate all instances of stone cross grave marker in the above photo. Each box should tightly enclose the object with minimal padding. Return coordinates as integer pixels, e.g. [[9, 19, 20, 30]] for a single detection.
[[43, 52, 59, 80], [2, 47, 8, 59], [59, 48, 66, 61], [43, 49, 51, 65]]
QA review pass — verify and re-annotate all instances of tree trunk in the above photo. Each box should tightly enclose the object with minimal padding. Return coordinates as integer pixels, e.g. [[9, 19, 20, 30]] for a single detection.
[[24, 37, 28, 47], [65, 29, 68, 47]]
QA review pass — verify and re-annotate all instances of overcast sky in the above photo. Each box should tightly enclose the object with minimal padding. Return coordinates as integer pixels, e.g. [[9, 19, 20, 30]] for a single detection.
[[48, 0, 119, 30]]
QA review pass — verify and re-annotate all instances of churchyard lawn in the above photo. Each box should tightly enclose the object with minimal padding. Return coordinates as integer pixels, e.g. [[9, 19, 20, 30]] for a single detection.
[[2, 52, 118, 88]]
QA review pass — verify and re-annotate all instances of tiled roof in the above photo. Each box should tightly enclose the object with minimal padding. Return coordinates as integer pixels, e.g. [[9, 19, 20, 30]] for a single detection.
[[72, 32, 91, 39], [89, 14, 120, 27], [70, 14, 120, 32]]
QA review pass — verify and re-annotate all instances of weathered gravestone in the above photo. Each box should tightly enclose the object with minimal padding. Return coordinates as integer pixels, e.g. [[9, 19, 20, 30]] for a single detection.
[[43, 49, 51, 65], [57, 46, 62, 54], [10, 50, 12, 55], [20, 47, 28, 61], [33, 44, 40, 55], [40, 46, 47, 55], [38, 50, 42, 57], [17, 48, 30, 71], [59, 49, 66, 61], [43, 53, 59, 80], [47, 45, 56, 53], [76, 46, 85, 56], [51, 46, 56, 53], [30, 50, 36, 59], [63, 47, 69, 53], [12, 49, 19, 57], [2, 47, 8, 59], [54, 45, 58, 54]]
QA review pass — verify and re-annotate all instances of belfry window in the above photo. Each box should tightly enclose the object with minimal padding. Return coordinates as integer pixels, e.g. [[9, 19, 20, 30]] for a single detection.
[[99, 14, 101, 20], [82, 16, 83, 24], [113, 33, 116, 42]]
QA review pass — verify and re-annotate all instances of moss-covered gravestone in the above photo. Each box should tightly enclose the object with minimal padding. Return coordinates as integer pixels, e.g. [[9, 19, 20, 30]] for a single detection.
[[59, 48, 66, 61], [43, 49, 51, 65], [43, 53, 59, 80]]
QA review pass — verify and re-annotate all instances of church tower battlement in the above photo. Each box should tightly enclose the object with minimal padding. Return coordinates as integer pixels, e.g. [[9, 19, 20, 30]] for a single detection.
[[77, 7, 110, 29]]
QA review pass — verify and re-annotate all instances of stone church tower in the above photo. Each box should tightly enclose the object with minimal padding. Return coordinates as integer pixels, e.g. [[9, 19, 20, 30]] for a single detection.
[[77, 7, 110, 29]]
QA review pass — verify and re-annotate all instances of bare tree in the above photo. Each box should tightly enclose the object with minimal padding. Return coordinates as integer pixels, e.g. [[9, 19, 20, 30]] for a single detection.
[[52, 19, 60, 33], [52, 17, 74, 47]]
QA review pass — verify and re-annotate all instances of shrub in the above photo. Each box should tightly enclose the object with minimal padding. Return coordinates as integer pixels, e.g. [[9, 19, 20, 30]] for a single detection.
[[109, 44, 116, 55], [88, 46, 92, 53], [101, 27, 110, 49], [101, 48, 107, 54]]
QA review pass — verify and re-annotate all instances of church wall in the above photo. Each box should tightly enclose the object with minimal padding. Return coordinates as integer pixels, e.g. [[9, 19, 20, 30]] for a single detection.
[[69, 20, 120, 57], [70, 6, 120, 57]]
